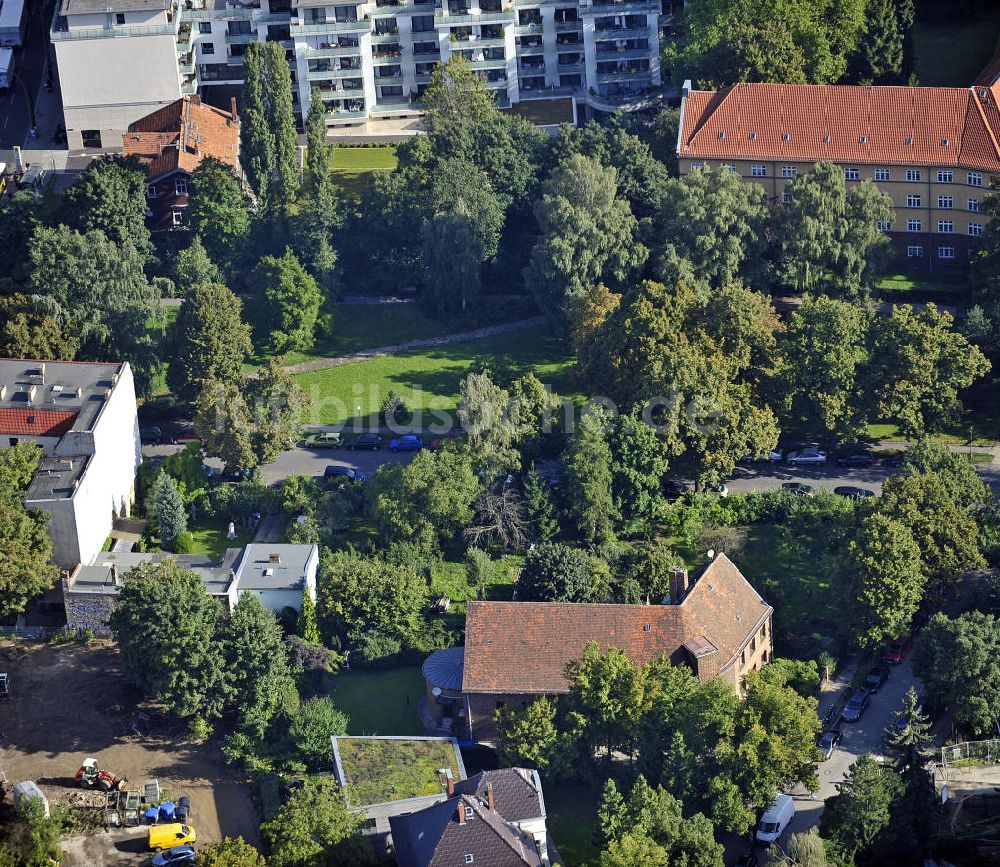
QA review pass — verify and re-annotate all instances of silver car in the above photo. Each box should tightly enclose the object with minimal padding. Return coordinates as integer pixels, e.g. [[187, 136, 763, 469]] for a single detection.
[[787, 449, 827, 465]]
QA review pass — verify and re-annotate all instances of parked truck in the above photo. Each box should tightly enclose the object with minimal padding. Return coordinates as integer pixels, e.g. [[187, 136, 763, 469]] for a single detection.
[[0, 47, 13, 90]]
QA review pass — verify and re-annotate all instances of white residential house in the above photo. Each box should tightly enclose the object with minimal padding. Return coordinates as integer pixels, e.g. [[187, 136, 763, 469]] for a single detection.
[[0, 359, 141, 571], [51, 0, 674, 146]]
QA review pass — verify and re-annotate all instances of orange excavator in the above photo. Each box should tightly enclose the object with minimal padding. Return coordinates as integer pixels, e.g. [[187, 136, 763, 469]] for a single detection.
[[74, 758, 127, 792]]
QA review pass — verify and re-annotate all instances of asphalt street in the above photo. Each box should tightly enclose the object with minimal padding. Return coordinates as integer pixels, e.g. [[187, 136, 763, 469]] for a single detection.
[[0, 0, 57, 149]]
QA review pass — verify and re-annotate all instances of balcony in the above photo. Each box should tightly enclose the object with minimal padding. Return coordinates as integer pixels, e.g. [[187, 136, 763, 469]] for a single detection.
[[593, 25, 649, 38], [291, 18, 371, 33], [471, 57, 507, 69], [51, 16, 179, 40], [595, 45, 650, 60], [596, 67, 651, 83], [513, 22, 542, 35], [581, 0, 660, 13], [554, 19, 580, 30], [199, 63, 245, 81], [437, 9, 514, 25], [225, 30, 254, 42], [307, 65, 361, 79], [177, 22, 193, 49], [307, 44, 363, 57]]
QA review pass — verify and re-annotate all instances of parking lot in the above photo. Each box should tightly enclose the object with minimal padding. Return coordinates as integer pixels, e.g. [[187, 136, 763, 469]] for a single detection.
[[0, 642, 258, 865]]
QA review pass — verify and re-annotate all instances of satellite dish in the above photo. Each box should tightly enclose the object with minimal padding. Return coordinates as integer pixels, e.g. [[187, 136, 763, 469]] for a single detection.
[[432, 687, 442, 697], [707, 549, 716, 559]]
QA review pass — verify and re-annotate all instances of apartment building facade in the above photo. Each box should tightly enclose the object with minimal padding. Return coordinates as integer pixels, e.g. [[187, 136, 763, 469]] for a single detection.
[[52, 0, 668, 146], [677, 81, 1000, 270]]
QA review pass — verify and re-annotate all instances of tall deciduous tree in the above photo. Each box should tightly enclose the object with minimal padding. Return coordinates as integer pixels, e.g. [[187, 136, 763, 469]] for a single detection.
[[846, 513, 925, 649], [289, 696, 348, 767], [248, 248, 322, 355], [240, 42, 275, 206], [656, 168, 770, 288], [0, 190, 43, 291], [864, 303, 990, 438], [525, 154, 647, 331], [110, 561, 228, 720], [774, 161, 894, 297], [167, 282, 253, 404], [0, 294, 79, 361], [172, 237, 223, 294], [900, 438, 991, 508], [188, 158, 252, 277], [609, 417, 669, 537], [517, 543, 596, 603], [60, 155, 152, 257], [421, 208, 481, 318], [220, 592, 294, 737], [821, 755, 902, 860], [494, 695, 579, 781], [260, 779, 362, 867], [562, 409, 615, 543], [196, 838, 267, 867]]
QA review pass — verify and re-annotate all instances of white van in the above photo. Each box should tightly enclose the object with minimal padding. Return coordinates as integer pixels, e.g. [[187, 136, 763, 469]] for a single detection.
[[756, 794, 794, 843]]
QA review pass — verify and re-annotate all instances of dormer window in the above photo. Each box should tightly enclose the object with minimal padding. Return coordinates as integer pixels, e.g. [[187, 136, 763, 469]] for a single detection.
[[146, 185, 156, 200], [464, 806, 474, 820], [749, 131, 757, 140], [781, 133, 790, 141], [175, 178, 188, 196], [859, 135, 867, 144], [718, 131, 725, 140]]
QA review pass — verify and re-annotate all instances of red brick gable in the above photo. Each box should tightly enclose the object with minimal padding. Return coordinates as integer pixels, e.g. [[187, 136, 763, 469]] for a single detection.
[[679, 82, 1000, 172], [0, 408, 77, 437], [462, 554, 771, 695]]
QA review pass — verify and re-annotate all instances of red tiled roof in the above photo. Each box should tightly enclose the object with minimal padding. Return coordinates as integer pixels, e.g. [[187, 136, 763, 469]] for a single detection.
[[462, 554, 771, 695], [679, 82, 1000, 172], [0, 408, 77, 437], [123, 95, 240, 180]]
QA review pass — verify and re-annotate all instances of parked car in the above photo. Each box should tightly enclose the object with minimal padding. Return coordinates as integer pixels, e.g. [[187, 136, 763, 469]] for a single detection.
[[781, 482, 814, 497], [880, 452, 905, 468], [139, 425, 164, 444], [151, 845, 196, 866], [390, 434, 423, 452], [740, 448, 784, 464], [842, 690, 871, 723], [324, 465, 365, 483], [429, 433, 462, 451], [787, 449, 827, 465], [170, 422, 199, 443], [882, 634, 913, 665], [833, 486, 877, 499], [756, 794, 795, 843], [817, 729, 843, 760], [836, 451, 874, 467], [303, 431, 343, 449], [345, 433, 383, 451], [862, 664, 891, 693], [713, 483, 729, 497]]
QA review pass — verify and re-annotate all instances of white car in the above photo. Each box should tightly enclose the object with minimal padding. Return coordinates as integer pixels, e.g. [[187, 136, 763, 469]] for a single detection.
[[786, 449, 827, 465], [740, 448, 783, 464]]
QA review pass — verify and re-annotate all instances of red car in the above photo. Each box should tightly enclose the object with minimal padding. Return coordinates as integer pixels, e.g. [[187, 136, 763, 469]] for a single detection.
[[882, 635, 913, 665], [170, 422, 199, 443], [428, 433, 462, 451]]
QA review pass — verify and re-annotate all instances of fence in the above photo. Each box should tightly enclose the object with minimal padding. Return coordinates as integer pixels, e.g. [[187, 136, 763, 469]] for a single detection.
[[0, 625, 86, 640], [942, 739, 1000, 774]]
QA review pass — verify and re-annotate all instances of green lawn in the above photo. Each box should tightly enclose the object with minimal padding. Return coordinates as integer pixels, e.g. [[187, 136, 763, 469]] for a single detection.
[[185, 517, 253, 561], [148, 305, 179, 395], [329, 145, 398, 198], [272, 304, 453, 367], [913, 9, 1000, 86], [430, 556, 521, 630], [332, 666, 426, 736], [294, 325, 580, 426], [866, 421, 998, 447], [545, 781, 601, 866], [876, 271, 966, 298]]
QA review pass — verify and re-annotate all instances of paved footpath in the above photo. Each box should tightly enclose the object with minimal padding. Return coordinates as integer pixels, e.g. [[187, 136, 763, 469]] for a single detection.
[[281, 316, 547, 375]]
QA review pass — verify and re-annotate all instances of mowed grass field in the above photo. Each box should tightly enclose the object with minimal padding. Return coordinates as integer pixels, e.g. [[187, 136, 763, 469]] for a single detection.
[[329, 145, 398, 198], [913, 8, 1000, 86], [332, 666, 426, 736], [293, 325, 580, 426]]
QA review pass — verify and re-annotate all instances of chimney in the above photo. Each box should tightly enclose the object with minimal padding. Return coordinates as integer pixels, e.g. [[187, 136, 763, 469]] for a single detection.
[[111, 564, 122, 587], [39, 362, 45, 383], [456, 802, 466, 824], [230, 96, 238, 122], [447, 776, 455, 797], [486, 783, 494, 812], [682, 78, 692, 99], [669, 567, 688, 604]]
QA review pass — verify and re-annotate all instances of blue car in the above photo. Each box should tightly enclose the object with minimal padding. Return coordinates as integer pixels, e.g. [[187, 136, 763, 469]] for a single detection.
[[390, 435, 423, 452], [152, 846, 196, 866]]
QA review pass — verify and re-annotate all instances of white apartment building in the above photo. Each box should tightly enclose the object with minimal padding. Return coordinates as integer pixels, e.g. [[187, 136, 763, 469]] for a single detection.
[[0, 359, 141, 570], [51, 0, 667, 144]]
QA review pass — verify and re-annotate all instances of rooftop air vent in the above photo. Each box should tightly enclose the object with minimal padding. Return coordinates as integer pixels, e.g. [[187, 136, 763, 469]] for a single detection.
[[782, 133, 790, 141], [906, 136, 913, 145], [823, 134, 831, 143], [643, 624, 651, 632], [749, 131, 757, 140], [718, 131, 725, 139], [859, 135, 867, 144], [942, 138, 950, 146]]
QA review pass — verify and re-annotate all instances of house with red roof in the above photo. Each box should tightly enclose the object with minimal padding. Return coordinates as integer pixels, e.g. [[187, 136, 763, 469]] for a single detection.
[[123, 94, 240, 233], [676, 79, 1000, 269], [424, 554, 773, 740], [0, 358, 140, 570]]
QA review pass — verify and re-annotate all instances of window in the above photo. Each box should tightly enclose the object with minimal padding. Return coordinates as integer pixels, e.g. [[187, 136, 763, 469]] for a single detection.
[[751, 165, 767, 177], [115, 12, 125, 23], [906, 194, 921, 207], [938, 246, 955, 259], [969, 172, 984, 187], [937, 170, 953, 183], [877, 219, 892, 231], [721, 164, 736, 173], [171, 209, 183, 226], [495, 700, 505, 709], [201, 42, 215, 55], [781, 190, 790, 204], [760, 623, 767, 639], [198, 21, 212, 33], [906, 169, 921, 182], [465, 857, 475, 865], [970, 222, 984, 237], [81, 129, 102, 148], [938, 196, 953, 208], [146, 184, 156, 200], [938, 220, 954, 233], [740, 650, 746, 667], [175, 178, 188, 196], [690, 162, 703, 171], [8, 438, 18, 447], [907, 245, 923, 258], [380, 85, 403, 97], [874, 168, 891, 181], [844, 168, 860, 180], [750, 636, 756, 652], [969, 198, 980, 212], [781, 165, 797, 178], [907, 219, 922, 232]]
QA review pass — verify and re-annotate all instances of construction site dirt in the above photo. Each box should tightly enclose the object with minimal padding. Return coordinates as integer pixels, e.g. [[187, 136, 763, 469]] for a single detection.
[[0, 641, 260, 865]]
